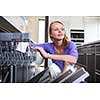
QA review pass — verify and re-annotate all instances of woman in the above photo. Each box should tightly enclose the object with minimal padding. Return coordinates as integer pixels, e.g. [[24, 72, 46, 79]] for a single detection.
[[31, 21, 78, 73]]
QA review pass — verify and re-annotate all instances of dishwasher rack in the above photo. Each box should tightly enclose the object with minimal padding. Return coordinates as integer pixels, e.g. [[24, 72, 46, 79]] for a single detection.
[[0, 33, 36, 83]]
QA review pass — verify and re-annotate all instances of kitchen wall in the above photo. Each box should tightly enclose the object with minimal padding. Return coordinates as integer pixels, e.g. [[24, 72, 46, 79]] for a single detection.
[[49, 16, 100, 44]]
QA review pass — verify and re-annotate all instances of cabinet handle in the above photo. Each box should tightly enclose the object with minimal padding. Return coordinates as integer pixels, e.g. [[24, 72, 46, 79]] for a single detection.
[[87, 53, 92, 55], [96, 54, 100, 56], [95, 72, 100, 75]]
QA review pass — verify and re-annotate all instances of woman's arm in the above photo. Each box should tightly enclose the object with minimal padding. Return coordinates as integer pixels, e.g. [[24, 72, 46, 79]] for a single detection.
[[48, 53, 77, 64], [33, 46, 77, 64]]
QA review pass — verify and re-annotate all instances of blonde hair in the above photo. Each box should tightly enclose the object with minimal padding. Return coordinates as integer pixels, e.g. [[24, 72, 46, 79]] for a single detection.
[[49, 21, 69, 49]]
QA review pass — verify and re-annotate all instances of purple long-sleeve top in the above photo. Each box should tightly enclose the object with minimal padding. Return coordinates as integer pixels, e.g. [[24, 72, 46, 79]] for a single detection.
[[30, 41, 78, 71]]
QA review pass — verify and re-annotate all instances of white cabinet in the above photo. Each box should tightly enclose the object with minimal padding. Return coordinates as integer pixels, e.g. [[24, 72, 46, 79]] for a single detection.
[[84, 17, 100, 44], [69, 16, 84, 29]]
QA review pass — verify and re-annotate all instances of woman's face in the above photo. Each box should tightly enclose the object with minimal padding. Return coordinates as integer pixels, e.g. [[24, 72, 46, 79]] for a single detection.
[[50, 22, 65, 41]]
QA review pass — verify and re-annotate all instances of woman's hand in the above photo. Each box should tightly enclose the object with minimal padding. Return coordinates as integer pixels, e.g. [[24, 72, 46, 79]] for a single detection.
[[32, 47, 49, 59]]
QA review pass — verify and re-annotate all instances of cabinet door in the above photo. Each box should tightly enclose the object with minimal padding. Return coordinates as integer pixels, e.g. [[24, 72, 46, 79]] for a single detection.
[[78, 54, 87, 66], [86, 45, 96, 82], [96, 44, 100, 70], [86, 53, 95, 82], [96, 54, 100, 71], [95, 70, 100, 83], [78, 46, 87, 65], [95, 44, 100, 82], [84, 17, 99, 43]]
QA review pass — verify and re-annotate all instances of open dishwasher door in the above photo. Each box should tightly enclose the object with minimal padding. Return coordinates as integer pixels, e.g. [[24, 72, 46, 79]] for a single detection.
[[27, 63, 89, 83]]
